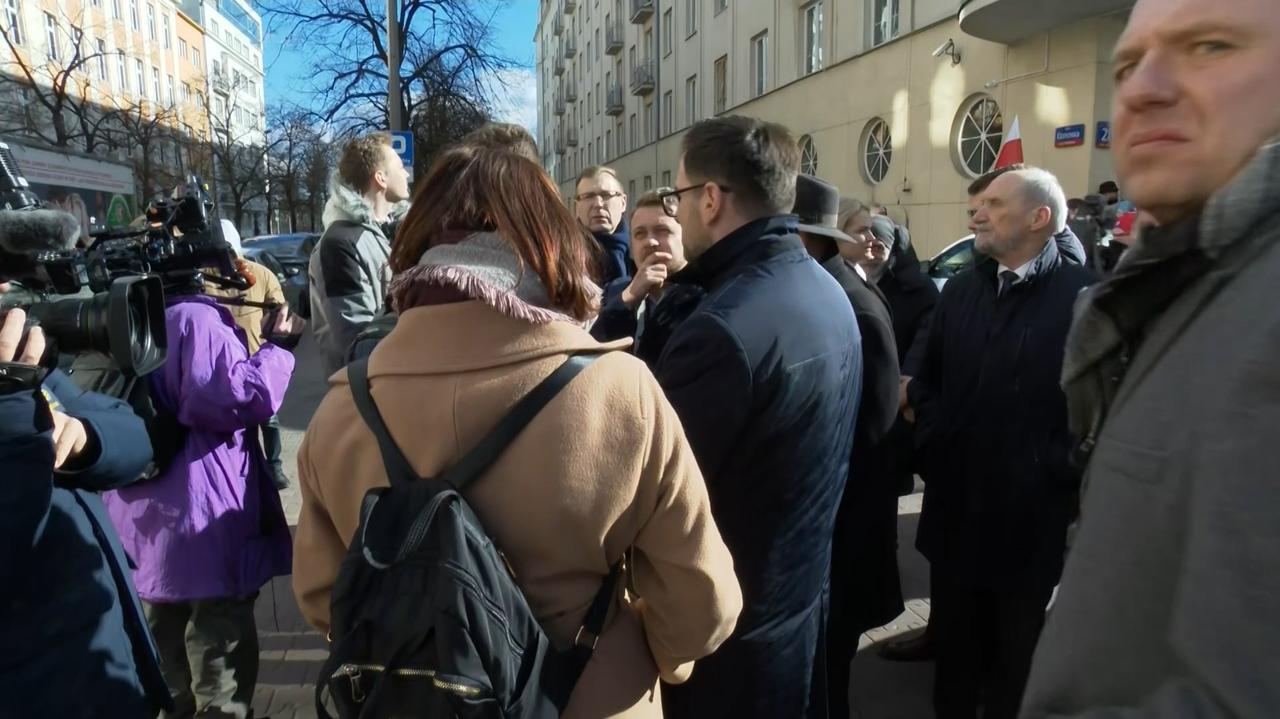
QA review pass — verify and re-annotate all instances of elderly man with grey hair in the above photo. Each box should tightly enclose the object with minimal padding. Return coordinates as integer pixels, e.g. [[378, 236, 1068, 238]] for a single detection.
[[901, 166, 1095, 719]]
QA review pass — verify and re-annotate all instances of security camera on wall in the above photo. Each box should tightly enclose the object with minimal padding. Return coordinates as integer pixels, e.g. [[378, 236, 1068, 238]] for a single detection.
[[932, 38, 961, 65]]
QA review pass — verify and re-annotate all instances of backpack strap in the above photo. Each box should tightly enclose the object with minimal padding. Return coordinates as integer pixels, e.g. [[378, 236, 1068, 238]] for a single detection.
[[347, 358, 420, 487], [440, 354, 597, 490], [346, 354, 600, 489]]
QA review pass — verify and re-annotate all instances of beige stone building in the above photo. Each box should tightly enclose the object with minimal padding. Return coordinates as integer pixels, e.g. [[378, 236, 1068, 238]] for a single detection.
[[535, 0, 1135, 256]]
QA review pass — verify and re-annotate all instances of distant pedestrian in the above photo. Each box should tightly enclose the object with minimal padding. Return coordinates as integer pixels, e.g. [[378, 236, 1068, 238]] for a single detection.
[[656, 117, 861, 719], [792, 175, 902, 719], [294, 146, 742, 717], [309, 133, 411, 374], [574, 165, 633, 285], [590, 187, 704, 366], [904, 167, 1094, 719], [1022, 0, 1280, 714]]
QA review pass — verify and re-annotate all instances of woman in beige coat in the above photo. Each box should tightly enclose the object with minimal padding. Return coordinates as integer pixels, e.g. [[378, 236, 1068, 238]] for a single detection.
[[293, 146, 742, 717]]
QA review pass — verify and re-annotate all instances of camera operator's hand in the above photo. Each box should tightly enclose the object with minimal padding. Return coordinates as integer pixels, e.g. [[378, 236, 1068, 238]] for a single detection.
[[263, 305, 305, 351], [0, 305, 46, 365], [50, 411, 89, 469]]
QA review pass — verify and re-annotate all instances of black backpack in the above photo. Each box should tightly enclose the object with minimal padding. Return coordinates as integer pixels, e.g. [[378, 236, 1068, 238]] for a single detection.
[[64, 352, 187, 479], [318, 354, 619, 718]]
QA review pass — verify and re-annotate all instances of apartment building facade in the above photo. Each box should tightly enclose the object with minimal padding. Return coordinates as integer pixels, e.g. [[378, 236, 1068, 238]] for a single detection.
[[1, 0, 267, 232], [535, 0, 1134, 256]]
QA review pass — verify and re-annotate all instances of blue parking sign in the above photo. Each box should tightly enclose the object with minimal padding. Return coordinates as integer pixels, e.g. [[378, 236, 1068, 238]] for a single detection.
[[389, 130, 414, 171]]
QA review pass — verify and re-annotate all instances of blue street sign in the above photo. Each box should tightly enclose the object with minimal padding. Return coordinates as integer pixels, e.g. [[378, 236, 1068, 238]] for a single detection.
[[389, 130, 414, 170], [1054, 124, 1086, 148], [1096, 121, 1112, 149]]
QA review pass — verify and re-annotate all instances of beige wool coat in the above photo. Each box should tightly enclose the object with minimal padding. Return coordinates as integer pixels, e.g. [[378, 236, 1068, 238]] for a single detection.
[[293, 300, 742, 718]]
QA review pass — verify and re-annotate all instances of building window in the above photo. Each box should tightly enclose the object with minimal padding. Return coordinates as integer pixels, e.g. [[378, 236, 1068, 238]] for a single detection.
[[715, 0, 727, 15], [662, 90, 673, 135], [606, 128, 612, 158], [662, 170, 671, 186], [112, 0, 121, 20], [799, 134, 818, 175], [956, 95, 1003, 177], [192, 48, 200, 66], [750, 31, 767, 98], [96, 39, 107, 78], [129, 0, 138, 31], [685, 0, 697, 37], [713, 55, 727, 114], [861, 118, 892, 184], [43, 13, 57, 60], [168, 76, 175, 106], [661, 8, 672, 56], [152, 66, 160, 102], [644, 175, 652, 190], [179, 38, 187, 58], [802, 1, 822, 75], [629, 111, 637, 151], [162, 13, 170, 48], [685, 74, 697, 126], [628, 179, 636, 198], [146, 3, 155, 40], [872, 0, 899, 46], [182, 82, 190, 102], [644, 98, 654, 143], [3, 0, 23, 46], [116, 51, 127, 91], [134, 58, 144, 97]]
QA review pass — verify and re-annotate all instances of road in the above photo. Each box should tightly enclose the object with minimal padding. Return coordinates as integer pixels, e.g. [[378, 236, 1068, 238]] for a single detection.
[[250, 332, 937, 718]]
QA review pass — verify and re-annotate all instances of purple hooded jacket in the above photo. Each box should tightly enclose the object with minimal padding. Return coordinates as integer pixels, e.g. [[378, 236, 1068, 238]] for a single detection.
[[105, 296, 294, 602]]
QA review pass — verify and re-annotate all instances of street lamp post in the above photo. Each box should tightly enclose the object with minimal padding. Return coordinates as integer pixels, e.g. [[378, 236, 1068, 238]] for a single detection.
[[387, 0, 402, 132]]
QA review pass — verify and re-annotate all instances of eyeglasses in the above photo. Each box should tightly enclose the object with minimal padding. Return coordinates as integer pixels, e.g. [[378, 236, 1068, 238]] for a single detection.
[[575, 190, 624, 203], [657, 182, 732, 218]]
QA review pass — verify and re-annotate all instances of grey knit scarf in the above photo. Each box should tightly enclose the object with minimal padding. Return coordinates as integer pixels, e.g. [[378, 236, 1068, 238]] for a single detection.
[[388, 232, 592, 325]]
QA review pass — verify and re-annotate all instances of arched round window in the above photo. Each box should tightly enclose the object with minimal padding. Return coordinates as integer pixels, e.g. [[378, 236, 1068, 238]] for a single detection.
[[861, 118, 893, 184], [955, 95, 1003, 178], [799, 135, 819, 175]]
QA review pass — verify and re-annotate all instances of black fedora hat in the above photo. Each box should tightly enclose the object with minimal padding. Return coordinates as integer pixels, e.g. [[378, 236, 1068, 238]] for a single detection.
[[793, 174, 854, 243]]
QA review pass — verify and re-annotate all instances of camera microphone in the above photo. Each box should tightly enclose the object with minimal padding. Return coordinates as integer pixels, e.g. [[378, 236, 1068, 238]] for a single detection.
[[0, 208, 82, 254]]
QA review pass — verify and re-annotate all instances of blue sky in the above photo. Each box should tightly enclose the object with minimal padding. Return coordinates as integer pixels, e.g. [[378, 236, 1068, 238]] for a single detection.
[[259, 0, 540, 132]]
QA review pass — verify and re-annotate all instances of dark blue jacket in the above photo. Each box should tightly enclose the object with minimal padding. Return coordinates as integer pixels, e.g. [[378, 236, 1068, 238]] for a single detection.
[[592, 216, 634, 286], [0, 370, 170, 719], [590, 276, 705, 368], [656, 217, 861, 719], [909, 238, 1094, 584]]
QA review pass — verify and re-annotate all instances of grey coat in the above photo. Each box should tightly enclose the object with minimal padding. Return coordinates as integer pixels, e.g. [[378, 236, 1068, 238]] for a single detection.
[[308, 174, 408, 375], [1021, 140, 1280, 717]]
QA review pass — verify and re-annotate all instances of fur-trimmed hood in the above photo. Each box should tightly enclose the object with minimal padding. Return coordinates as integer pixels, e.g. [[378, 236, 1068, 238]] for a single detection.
[[321, 171, 410, 233]]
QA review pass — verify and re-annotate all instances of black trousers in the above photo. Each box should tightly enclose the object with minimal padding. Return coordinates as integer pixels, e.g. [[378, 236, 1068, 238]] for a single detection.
[[931, 562, 1053, 719], [260, 414, 282, 472]]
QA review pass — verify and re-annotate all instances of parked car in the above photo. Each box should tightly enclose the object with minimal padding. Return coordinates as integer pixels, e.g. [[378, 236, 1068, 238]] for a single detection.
[[242, 232, 319, 261], [924, 234, 975, 290], [242, 246, 306, 310]]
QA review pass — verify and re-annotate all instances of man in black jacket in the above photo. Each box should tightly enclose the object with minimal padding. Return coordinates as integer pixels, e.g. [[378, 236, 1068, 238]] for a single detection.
[[904, 167, 1094, 719], [656, 117, 860, 719], [574, 165, 633, 285], [791, 175, 902, 719], [0, 299, 170, 719], [590, 188, 704, 366]]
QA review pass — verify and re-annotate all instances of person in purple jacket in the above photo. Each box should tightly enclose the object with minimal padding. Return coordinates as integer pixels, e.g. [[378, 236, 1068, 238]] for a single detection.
[[105, 266, 303, 718]]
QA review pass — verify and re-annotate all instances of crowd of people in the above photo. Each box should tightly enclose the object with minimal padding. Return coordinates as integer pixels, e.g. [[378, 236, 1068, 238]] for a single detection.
[[3, 0, 1278, 716]]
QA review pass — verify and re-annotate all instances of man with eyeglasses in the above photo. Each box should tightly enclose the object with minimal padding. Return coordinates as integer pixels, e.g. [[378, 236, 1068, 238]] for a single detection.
[[655, 116, 861, 719], [574, 165, 634, 285], [589, 188, 704, 366]]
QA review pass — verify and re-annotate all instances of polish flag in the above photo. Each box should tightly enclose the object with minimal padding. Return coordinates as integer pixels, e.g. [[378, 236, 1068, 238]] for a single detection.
[[994, 116, 1024, 169]]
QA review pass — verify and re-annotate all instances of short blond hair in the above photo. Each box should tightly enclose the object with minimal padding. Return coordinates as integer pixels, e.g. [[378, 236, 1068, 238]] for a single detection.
[[578, 165, 620, 185], [338, 133, 392, 191]]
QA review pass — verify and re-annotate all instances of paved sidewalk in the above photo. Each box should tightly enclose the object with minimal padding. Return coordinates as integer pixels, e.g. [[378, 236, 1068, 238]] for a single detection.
[[252, 333, 938, 717]]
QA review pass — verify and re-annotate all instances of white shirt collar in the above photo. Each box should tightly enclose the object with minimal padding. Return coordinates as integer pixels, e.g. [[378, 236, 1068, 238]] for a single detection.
[[997, 256, 1037, 284]]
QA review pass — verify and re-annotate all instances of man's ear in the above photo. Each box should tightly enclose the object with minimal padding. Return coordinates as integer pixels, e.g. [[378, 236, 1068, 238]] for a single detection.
[[621, 194, 628, 212], [704, 183, 727, 225], [1030, 206, 1054, 234]]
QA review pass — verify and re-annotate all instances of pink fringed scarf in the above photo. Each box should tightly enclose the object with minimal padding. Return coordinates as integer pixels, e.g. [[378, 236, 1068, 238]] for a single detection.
[[389, 232, 599, 325]]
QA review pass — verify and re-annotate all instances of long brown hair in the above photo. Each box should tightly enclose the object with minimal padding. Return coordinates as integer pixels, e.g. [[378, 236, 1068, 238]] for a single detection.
[[391, 146, 599, 321]]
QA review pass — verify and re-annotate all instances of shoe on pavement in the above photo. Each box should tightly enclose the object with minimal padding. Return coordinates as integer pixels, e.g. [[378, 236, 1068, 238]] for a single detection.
[[878, 628, 935, 662], [272, 466, 290, 490]]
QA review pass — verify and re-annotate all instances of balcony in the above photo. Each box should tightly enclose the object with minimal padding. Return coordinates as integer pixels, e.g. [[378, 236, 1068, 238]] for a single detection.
[[553, 55, 565, 76], [958, 0, 1134, 44], [605, 21, 624, 55], [553, 11, 564, 35], [606, 83, 625, 115], [629, 59, 655, 95], [564, 82, 578, 102], [629, 0, 654, 23], [211, 71, 230, 95], [555, 129, 567, 155], [566, 127, 579, 147], [563, 35, 577, 59], [563, 0, 577, 13], [554, 93, 566, 115]]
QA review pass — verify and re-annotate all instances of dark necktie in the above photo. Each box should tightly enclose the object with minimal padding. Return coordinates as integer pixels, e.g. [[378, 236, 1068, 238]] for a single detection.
[[997, 269, 1019, 298]]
